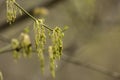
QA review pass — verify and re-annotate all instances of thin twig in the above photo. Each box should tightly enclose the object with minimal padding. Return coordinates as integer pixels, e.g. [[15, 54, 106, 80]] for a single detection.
[[14, 1, 36, 21], [62, 55, 120, 80], [1, 44, 120, 80], [0, 44, 11, 54], [14, 1, 53, 31], [42, 24, 53, 31]]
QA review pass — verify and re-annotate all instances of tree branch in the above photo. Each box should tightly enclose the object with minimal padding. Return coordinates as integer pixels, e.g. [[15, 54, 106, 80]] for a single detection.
[[0, 44, 120, 80], [14, 1, 53, 31], [0, 0, 66, 31], [62, 56, 120, 80]]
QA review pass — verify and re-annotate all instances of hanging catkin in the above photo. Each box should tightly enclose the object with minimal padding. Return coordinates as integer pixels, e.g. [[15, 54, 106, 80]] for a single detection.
[[48, 27, 64, 77], [11, 38, 21, 60], [51, 27, 64, 60], [34, 19, 46, 73], [6, 0, 22, 24]]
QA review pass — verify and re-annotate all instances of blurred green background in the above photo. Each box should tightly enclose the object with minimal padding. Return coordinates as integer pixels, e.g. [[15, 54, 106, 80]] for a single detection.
[[1, 0, 120, 80]]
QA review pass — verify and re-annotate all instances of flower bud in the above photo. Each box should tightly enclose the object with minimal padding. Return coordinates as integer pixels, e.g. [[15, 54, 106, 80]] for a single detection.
[[11, 38, 20, 59], [19, 32, 32, 57]]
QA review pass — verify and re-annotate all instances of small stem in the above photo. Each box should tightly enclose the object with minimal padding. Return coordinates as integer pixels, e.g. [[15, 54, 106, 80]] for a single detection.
[[14, 1, 36, 21], [42, 24, 53, 31], [0, 44, 11, 54], [14, 1, 53, 31]]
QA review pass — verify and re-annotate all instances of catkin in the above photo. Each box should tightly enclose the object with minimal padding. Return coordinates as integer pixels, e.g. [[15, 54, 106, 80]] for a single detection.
[[48, 27, 64, 77], [6, 0, 22, 24], [34, 19, 46, 73], [19, 32, 32, 57], [6, 0, 66, 78], [49, 46, 55, 77], [51, 27, 64, 60], [11, 38, 21, 59]]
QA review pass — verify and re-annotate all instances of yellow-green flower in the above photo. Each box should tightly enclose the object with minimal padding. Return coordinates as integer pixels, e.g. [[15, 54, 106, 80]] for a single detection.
[[6, 0, 16, 23], [48, 46, 55, 78], [11, 38, 21, 59], [51, 27, 64, 60], [48, 27, 64, 77], [6, 0, 22, 24], [34, 19, 46, 73], [19, 32, 32, 57]]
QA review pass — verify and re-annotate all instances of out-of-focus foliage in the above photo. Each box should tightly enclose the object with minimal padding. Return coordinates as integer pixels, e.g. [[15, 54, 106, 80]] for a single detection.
[[71, 0, 96, 22], [33, 7, 49, 17], [0, 71, 3, 80], [11, 38, 21, 59], [19, 32, 32, 57]]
